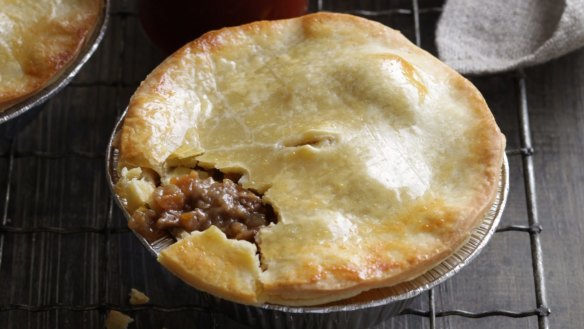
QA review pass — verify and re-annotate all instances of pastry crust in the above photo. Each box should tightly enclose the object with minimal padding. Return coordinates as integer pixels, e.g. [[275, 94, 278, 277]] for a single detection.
[[0, 0, 102, 110], [118, 13, 506, 306]]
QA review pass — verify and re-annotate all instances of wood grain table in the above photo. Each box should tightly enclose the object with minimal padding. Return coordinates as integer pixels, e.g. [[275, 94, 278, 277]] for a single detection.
[[0, 0, 581, 328]]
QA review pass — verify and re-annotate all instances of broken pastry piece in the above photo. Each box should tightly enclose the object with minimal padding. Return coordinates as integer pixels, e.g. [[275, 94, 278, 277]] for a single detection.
[[115, 13, 505, 306], [129, 288, 150, 305], [105, 311, 133, 329]]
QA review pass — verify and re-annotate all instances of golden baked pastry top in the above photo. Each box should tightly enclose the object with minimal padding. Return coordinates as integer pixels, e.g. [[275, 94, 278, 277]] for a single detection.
[[117, 13, 505, 306], [0, 0, 102, 109]]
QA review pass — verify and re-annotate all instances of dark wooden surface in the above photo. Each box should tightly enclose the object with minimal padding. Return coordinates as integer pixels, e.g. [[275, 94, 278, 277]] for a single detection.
[[0, 0, 581, 328]]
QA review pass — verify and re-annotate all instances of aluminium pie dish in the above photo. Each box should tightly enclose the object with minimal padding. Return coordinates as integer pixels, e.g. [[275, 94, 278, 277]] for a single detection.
[[0, 0, 108, 125], [109, 12, 506, 308]]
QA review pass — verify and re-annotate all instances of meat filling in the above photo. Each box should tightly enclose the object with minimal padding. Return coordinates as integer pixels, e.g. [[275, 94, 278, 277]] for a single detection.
[[128, 171, 275, 243]]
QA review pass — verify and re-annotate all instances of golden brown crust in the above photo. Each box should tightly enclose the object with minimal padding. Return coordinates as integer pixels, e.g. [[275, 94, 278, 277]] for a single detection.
[[158, 226, 264, 305], [118, 12, 505, 306], [0, 0, 102, 109]]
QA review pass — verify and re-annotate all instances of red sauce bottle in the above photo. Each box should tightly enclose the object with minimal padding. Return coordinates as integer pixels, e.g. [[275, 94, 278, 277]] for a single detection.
[[138, 0, 308, 54]]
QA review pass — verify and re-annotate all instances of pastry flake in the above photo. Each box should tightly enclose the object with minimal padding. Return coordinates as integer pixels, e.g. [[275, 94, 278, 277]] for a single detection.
[[129, 288, 150, 305], [105, 310, 133, 329]]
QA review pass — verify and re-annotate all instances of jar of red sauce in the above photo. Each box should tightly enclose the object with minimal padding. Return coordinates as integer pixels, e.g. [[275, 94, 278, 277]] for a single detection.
[[138, 0, 308, 54]]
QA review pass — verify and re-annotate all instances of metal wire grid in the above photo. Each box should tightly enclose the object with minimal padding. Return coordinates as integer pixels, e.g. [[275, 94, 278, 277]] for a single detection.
[[0, 0, 551, 328]]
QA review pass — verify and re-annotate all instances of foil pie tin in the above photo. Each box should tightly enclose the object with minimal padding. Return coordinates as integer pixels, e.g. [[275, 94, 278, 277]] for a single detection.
[[0, 0, 110, 138], [106, 109, 509, 329]]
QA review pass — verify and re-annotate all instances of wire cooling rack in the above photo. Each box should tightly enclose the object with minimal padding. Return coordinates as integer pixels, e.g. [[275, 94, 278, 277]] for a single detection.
[[0, 0, 551, 328]]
